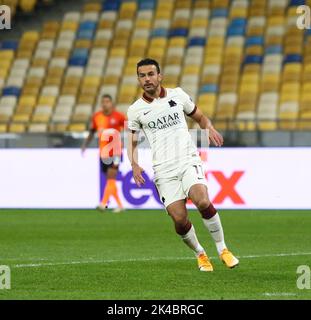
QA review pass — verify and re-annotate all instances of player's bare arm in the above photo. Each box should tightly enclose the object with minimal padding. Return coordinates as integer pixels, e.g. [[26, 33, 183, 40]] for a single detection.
[[127, 130, 145, 187], [81, 129, 95, 155], [190, 107, 224, 147]]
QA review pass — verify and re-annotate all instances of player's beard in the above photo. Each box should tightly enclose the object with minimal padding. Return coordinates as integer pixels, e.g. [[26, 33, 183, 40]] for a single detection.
[[144, 82, 159, 95]]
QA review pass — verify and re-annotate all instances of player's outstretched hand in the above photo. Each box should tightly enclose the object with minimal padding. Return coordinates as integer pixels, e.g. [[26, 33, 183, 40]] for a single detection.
[[208, 126, 224, 147], [132, 163, 145, 187]]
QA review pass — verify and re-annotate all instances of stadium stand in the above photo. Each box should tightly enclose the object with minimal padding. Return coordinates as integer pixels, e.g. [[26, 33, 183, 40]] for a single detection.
[[1, 0, 311, 133]]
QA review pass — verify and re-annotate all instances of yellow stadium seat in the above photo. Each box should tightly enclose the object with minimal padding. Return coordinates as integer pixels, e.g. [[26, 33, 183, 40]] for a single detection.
[[61, 86, 79, 95], [0, 50, 15, 60], [53, 48, 71, 58], [45, 77, 62, 86], [43, 21, 60, 32], [75, 40, 92, 49], [18, 95, 37, 108], [49, 124, 68, 133], [32, 58, 49, 68], [268, 16, 285, 26], [93, 39, 110, 48], [68, 123, 87, 132], [176, 0, 192, 8], [190, 18, 208, 28], [168, 37, 187, 47], [98, 20, 114, 29], [197, 94, 216, 117], [172, 19, 189, 29], [82, 76, 101, 87], [102, 75, 119, 85], [22, 87, 40, 96], [9, 123, 27, 133], [183, 65, 201, 75], [204, 55, 223, 64], [212, 0, 229, 8], [0, 124, 7, 133], [246, 45, 263, 55], [195, 0, 210, 8], [21, 31, 39, 42], [230, 7, 248, 18], [38, 96, 56, 107], [41, 31, 58, 40], [61, 21, 78, 31], [83, 3, 101, 12], [78, 95, 95, 105], [19, 0, 36, 12], [135, 19, 152, 29], [32, 113, 51, 123], [12, 113, 31, 123], [47, 67, 64, 78], [110, 47, 127, 57]]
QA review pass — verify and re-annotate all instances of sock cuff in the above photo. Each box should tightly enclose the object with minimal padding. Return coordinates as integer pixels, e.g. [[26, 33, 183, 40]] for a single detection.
[[200, 203, 217, 220], [176, 220, 192, 236]]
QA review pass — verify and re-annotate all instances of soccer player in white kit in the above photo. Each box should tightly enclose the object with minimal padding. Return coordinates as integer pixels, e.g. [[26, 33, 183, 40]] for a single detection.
[[127, 59, 239, 272]]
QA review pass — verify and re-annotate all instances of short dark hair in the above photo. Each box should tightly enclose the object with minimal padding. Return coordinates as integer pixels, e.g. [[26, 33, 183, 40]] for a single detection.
[[137, 58, 161, 75], [101, 94, 112, 100]]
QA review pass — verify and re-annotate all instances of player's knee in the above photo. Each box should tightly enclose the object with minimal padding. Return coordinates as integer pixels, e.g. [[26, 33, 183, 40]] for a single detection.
[[195, 198, 211, 211]]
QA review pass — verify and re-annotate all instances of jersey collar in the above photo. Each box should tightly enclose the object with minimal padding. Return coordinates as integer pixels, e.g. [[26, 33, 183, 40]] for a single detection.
[[142, 86, 166, 103]]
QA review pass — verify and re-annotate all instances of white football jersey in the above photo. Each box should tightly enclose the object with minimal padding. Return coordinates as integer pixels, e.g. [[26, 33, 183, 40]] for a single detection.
[[127, 87, 201, 178]]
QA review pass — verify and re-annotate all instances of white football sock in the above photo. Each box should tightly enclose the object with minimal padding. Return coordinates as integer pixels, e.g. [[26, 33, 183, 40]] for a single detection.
[[203, 213, 227, 255], [180, 225, 205, 257]]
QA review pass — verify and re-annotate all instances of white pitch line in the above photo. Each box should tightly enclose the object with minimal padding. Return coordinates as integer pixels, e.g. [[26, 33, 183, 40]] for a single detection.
[[9, 252, 311, 269], [263, 293, 297, 297]]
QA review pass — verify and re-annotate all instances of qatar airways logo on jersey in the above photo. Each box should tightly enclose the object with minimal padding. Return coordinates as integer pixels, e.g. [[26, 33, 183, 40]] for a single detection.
[[147, 112, 181, 130]]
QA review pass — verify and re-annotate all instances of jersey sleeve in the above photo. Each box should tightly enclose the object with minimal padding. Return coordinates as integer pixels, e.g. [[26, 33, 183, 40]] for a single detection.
[[127, 106, 141, 132], [118, 111, 126, 129], [176, 87, 197, 116]]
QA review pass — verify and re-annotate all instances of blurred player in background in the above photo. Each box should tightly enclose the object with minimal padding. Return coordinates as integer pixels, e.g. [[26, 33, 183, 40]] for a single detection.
[[127, 58, 239, 272], [81, 94, 126, 213]]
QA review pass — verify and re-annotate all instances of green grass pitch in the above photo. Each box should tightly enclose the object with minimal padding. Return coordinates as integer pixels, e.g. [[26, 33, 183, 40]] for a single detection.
[[0, 209, 311, 300]]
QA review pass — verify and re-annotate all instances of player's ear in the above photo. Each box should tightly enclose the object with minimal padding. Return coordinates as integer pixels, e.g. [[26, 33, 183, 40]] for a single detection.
[[158, 72, 163, 82]]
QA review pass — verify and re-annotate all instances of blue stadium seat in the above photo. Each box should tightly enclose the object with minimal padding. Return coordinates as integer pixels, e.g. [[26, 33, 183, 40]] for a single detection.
[[72, 48, 89, 58], [283, 54, 303, 64], [230, 18, 247, 28], [77, 30, 95, 39], [79, 21, 97, 31], [199, 84, 218, 93], [265, 45, 283, 54], [246, 36, 264, 47], [138, 0, 155, 10], [188, 37, 206, 47], [289, 0, 305, 5], [227, 26, 245, 37], [244, 55, 263, 64], [69, 57, 88, 67], [0, 40, 18, 50], [169, 28, 188, 37], [211, 8, 228, 18], [150, 28, 168, 37], [2, 87, 21, 97], [102, 0, 120, 11]]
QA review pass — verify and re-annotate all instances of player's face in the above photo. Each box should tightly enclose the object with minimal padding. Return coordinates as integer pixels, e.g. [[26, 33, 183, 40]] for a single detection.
[[137, 65, 162, 95], [101, 97, 113, 115]]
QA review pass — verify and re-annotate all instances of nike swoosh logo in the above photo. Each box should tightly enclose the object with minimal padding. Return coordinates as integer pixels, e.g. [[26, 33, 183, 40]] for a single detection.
[[210, 230, 219, 233], [143, 111, 151, 115]]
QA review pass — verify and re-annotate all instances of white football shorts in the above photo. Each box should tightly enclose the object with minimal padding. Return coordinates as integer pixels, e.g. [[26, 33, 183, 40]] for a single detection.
[[154, 159, 208, 208]]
